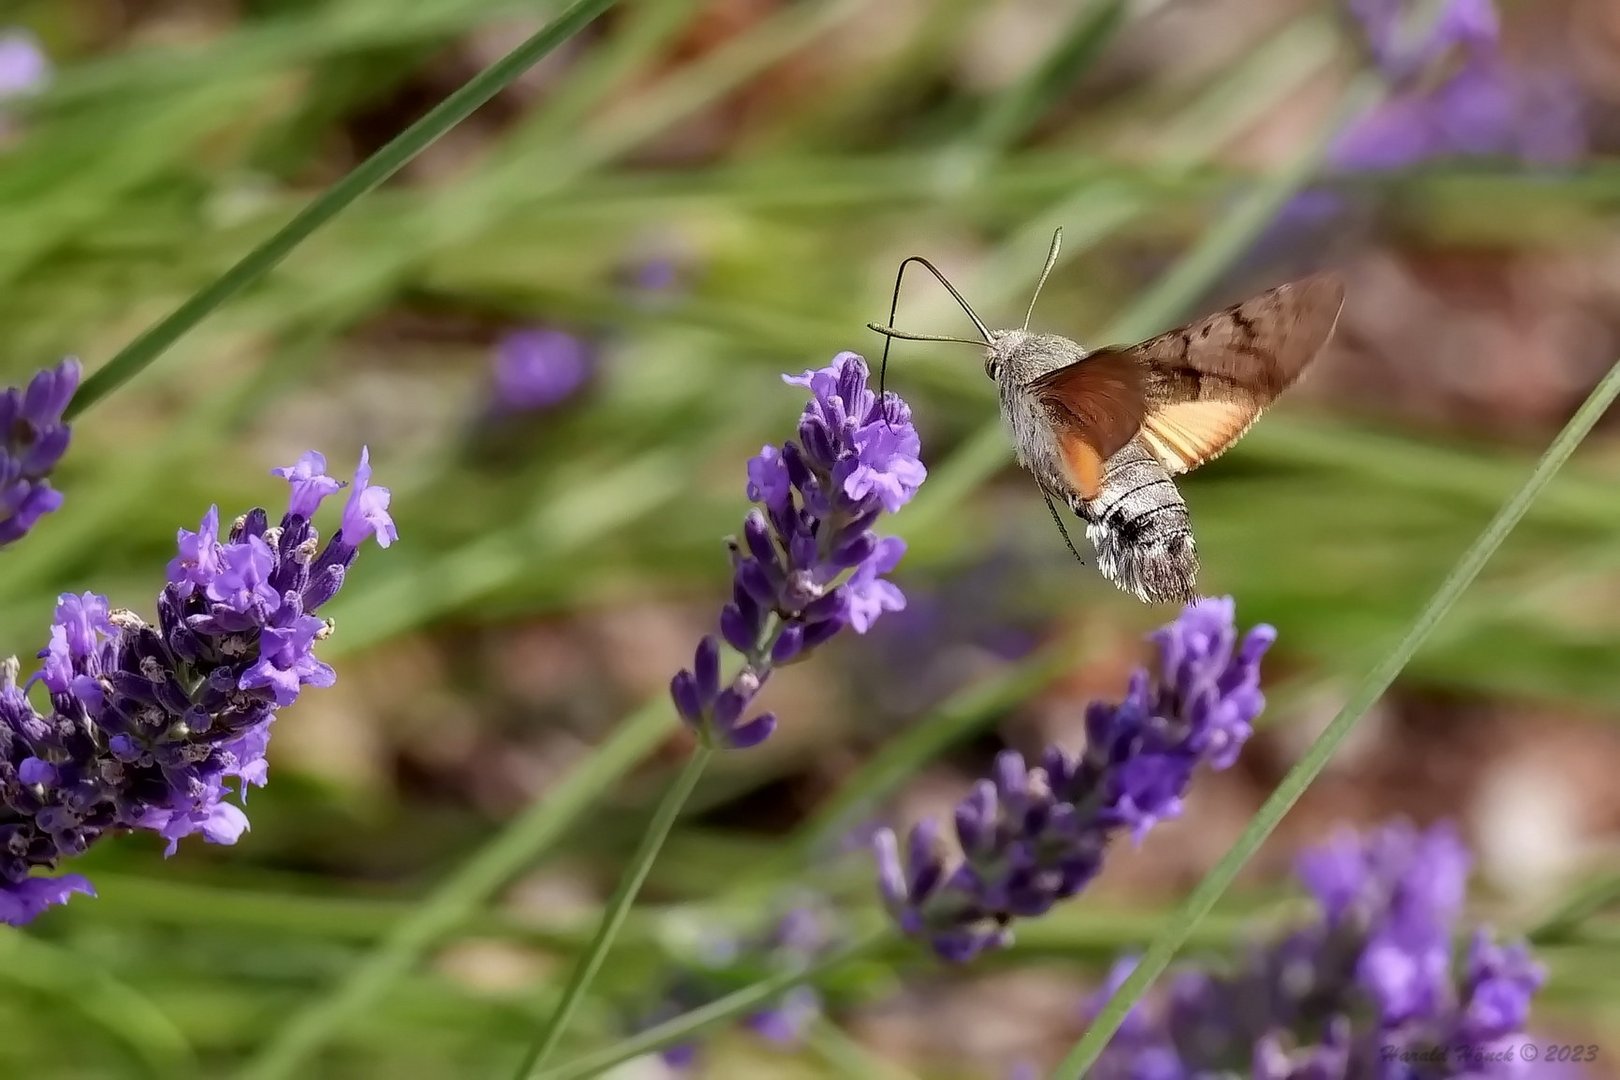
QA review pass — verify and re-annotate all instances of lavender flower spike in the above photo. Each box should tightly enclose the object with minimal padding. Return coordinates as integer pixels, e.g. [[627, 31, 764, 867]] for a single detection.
[[671, 352, 924, 749], [874, 597, 1273, 963], [0, 359, 79, 547], [1092, 820, 1554, 1077], [0, 449, 393, 924]]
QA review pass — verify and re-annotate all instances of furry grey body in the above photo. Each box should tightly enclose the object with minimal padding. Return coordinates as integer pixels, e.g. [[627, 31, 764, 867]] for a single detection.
[[988, 330, 1200, 603]]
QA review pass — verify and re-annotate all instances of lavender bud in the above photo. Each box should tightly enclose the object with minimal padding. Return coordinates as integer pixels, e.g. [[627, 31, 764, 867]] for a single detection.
[[670, 671, 705, 727], [718, 605, 756, 655], [769, 625, 805, 665], [725, 713, 777, 750], [692, 637, 721, 701]]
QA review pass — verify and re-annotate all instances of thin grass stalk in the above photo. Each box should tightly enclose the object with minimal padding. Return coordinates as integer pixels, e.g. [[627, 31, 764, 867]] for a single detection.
[[510, 747, 715, 1077], [67, 0, 617, 419], [534, 930, 892, 1080]]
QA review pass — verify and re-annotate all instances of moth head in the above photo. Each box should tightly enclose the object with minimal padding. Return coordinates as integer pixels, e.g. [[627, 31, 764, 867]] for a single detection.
[[984, 332, 1005, 380], [984, 329, 1029, 382]]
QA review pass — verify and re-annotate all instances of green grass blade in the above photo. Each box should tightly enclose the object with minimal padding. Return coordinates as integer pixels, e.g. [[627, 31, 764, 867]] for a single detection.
[[804, 1018, 921, 1080], [233, 696, 670, 1080], [1529, 871, 1620, 944], [66, 0, 618, 420], [534, 930, 892, 1080], [1055, 356, 1620, 1078], [510, 746, 715, 1077], [942, 0, 1128, 181], [0, 930, 195, 1078]]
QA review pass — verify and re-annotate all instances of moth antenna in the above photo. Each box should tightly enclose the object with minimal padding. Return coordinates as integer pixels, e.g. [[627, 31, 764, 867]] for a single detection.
[[876, 255, 993, 419], [1042, 491, 1086, 566], [1023, 227, 1063, 331], [867, 323, 985, 347]]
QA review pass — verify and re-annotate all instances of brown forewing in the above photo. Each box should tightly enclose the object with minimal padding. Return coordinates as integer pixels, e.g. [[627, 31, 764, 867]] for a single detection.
[[1099, 272, 1346, 474], [1028, 350, 1149, 499]]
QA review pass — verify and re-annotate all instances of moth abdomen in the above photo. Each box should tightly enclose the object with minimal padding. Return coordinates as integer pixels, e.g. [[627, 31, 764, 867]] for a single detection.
[[1067, 442, 1200, 604]]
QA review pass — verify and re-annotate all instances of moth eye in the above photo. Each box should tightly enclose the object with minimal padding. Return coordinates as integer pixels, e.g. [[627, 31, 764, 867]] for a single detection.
[[985, 358, 1000, 380]]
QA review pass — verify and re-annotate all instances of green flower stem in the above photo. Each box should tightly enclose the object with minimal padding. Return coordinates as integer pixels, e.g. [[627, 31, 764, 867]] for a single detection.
[[1055, 356, 1620, 1079], [533, 929, 892, 1080], [510, 746, 716, 1078], [66, 0, 617, 420], [234, 696, 670, 1080]]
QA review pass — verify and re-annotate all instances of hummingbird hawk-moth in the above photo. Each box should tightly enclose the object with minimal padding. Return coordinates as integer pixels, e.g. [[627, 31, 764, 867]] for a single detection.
[[869, 229, 1345, 604]]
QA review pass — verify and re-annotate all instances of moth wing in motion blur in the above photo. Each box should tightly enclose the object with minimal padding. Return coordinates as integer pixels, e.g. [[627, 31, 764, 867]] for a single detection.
[[1054, 273, 1346, 603], [1104, 272, 1346, 474]]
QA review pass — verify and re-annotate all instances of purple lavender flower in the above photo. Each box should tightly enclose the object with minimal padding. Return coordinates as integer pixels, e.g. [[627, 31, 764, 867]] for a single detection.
[[0, 448, 393, 923], [272, 451, 345, 518], [873, 598, 1273, 963], [340, 446, 397, 549], [491, 328, 593, 414], [642, 897, 838, 1072], [1090, 820, 1554, 1078], [0, 30, 49, 99], [0, 359, 79, 547], [670, 352, 924, 749]]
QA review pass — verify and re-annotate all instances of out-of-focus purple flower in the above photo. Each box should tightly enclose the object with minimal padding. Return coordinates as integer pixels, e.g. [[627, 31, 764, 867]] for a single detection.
[[1297, 819, 1470, 1026], [0, 30, 49, 99], [1331, 57, 1584, 170], [873, 598, 1273, 963], [1346, 0, 1497, 81], [670, 352, 924, 749], [855, 545, 1045, 729], [491, 328, 593, 414], [0, 359, 79, 548], [639, 896, 839, 1073], [1332, 0, 1584, 171], [633, 258, 680, 294], [0, 449, 393, 923], [1458, 932, 1544, 1041], [1089, 820, 1554, 1078]]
